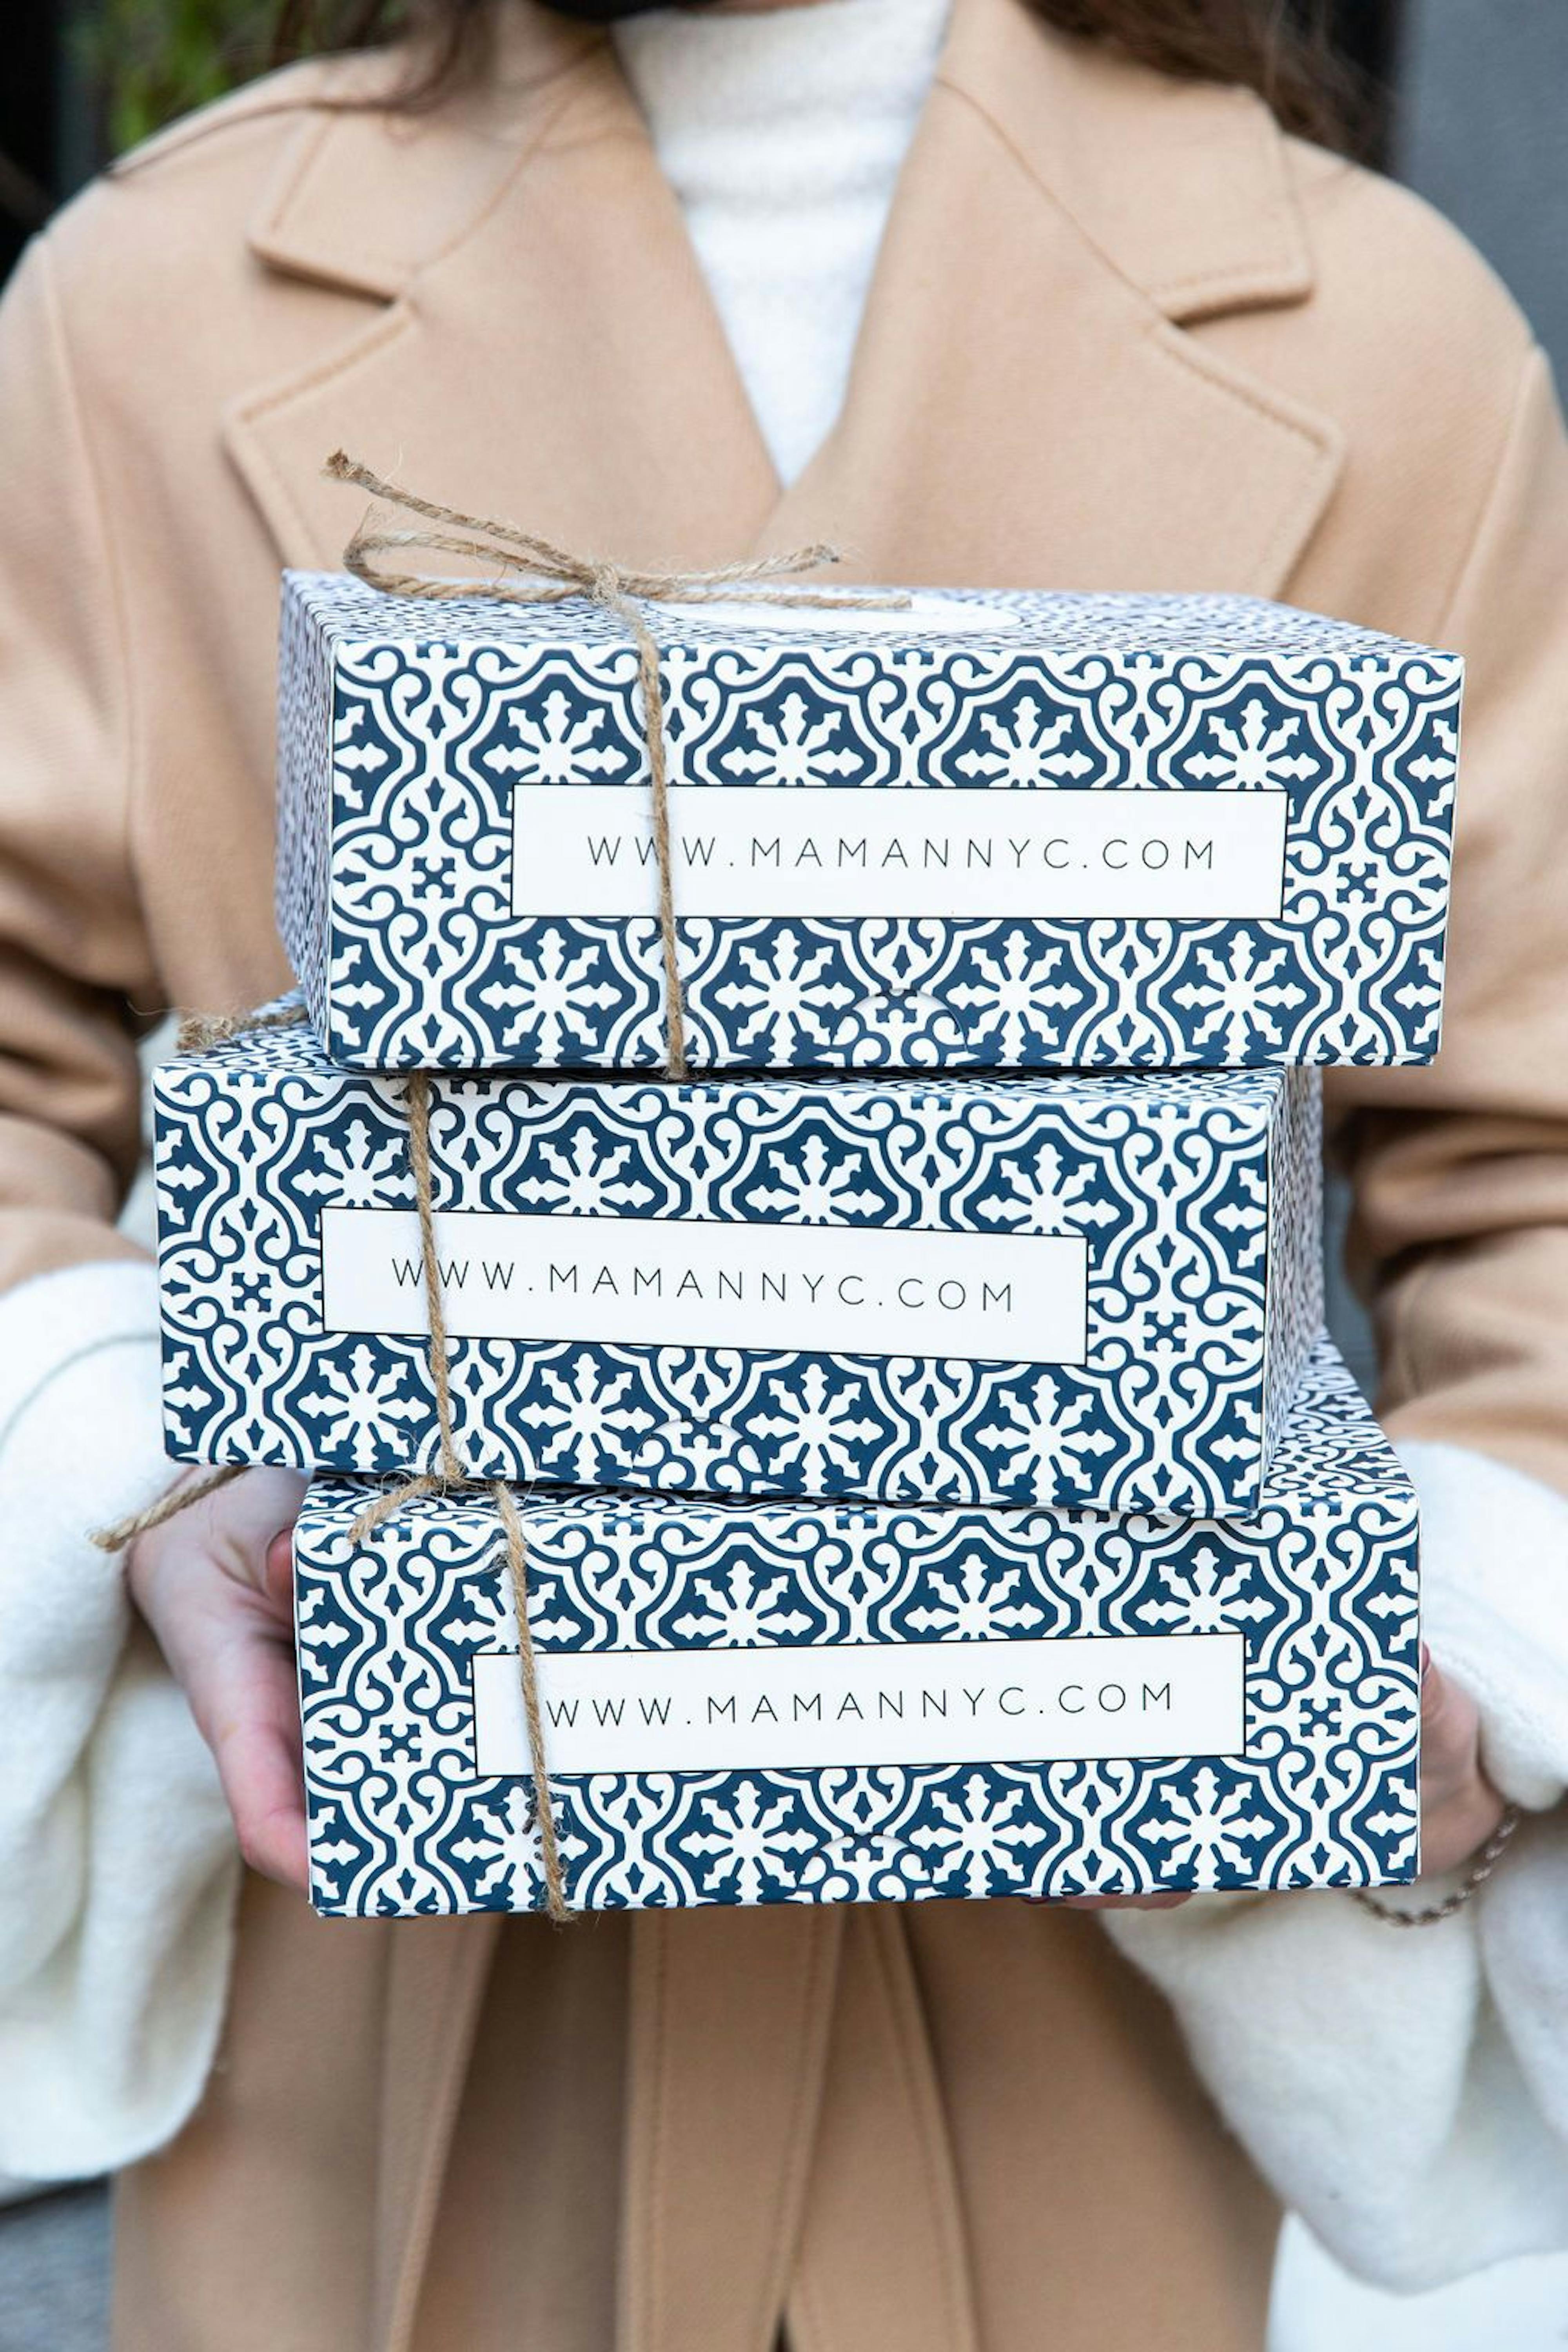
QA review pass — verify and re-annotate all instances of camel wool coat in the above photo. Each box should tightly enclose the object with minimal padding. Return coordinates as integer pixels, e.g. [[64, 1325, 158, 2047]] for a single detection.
[[4, 0, 1568, 2345]]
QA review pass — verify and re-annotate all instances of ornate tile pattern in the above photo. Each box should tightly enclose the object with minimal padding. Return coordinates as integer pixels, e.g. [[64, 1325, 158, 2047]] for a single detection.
[[154, 1014, 1320, 1513], [295, 1337, 1418, 1912], [277, 576, 1460, 1072]]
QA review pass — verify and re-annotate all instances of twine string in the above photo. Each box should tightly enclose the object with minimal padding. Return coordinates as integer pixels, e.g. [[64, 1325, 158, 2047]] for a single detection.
[[325, 448, 906, 1080], [492, 1475, 567, 1911], [99, 461, 908, 1924], [90, 1027, 568, 1921], [406, 1072, 463, 1485], [176, 1002, 310, 1055], [91, 1462, 248, 1555], [349, 1071, 569, 1924]]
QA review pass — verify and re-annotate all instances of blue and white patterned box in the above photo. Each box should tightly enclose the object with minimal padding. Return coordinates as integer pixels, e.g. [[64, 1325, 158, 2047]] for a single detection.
[[294, 1336, 1419, 1914], [153, 1012, 1320, 1514], [278, 572, 1461, 1073]]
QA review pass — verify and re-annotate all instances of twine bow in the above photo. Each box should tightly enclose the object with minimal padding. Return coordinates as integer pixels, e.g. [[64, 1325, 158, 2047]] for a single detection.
[[96, 459, 907, 1926], [325, 448, 904, 1078]]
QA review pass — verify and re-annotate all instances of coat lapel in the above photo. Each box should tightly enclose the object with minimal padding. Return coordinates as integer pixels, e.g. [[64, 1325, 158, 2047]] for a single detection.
[[225, 0, 1339, 601], [224, 18, 778, 573], [771, 0, 1341, 592]]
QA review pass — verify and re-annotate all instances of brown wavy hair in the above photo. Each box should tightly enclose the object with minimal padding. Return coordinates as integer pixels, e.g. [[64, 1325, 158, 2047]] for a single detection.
[[270, 0, 1368, 152]]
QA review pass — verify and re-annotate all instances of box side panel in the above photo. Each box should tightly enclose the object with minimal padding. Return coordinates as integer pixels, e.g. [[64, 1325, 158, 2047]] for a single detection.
[[1261, 1069, 1325, 1470], [151, 1068, 203, 1466], [153, 1058, 329, 1473], [180, 1053, 1278, 1512], [1343, 649, 1462, 1067], [1408, 652, 1464, 1064], [275, 617, 1462, 1074], [275, 580, 337, 1047], [295, 1402, 1421, 1917]]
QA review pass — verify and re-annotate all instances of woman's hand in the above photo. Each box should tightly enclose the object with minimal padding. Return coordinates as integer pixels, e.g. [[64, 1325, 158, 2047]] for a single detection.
[[1053, 1646, 1506, 1911], [126, 1466, 310, 1891], [124, 1474, 1510, 1910], [1417, 1644, 1509, 1878]]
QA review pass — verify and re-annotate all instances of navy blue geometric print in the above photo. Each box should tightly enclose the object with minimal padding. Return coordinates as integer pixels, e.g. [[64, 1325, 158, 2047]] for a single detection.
[[154, 1009, 1321, 1514], [294, 1335, 1419, 1913], [278, 574, 1461, 1073]]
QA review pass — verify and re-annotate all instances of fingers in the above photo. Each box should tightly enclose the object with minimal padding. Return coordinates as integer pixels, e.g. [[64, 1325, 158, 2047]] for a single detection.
[[201, 1466, 309, 1604], [191, 1599, 310, 1891], [264, 1523, 298, 1616], [129, 1465, 307, 1619], [1025, 1891, 1191, 1910], [123, 1466, 312, 1893], [1418, 1650, 1509, 1878], [1419, 1651, 1485, 1789], [1060, 1892, 1191, 1911]]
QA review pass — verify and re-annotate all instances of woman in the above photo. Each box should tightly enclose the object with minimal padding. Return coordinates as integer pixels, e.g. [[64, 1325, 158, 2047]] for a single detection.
[[2, 0, 1567, 2344]]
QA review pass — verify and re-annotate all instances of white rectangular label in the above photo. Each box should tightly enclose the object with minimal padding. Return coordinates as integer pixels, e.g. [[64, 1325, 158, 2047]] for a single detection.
[[509, 785, 1287, 921], [471, 1632, 1247, 1775], [319, 1208, 1087, 1365]]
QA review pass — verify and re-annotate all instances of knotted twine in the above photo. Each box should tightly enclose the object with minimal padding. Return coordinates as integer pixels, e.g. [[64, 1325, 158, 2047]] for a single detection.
[[96, 457, 902, 1924], [324, 450, 903, 1077], [93, 1007, 572, 1920]]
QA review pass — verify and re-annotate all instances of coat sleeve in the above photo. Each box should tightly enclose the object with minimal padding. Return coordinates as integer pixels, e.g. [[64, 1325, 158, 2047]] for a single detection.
[[1105, 1433, 1568, 2292], [1110, 344, 1568, 2293], [0, 233, 162, 1289], [0, 236, 240, 2180], [1335, 343, 1568, 1492]]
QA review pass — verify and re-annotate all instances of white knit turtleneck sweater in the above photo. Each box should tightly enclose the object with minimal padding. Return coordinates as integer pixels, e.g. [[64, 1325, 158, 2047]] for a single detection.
[[615, 0, 949, 481]]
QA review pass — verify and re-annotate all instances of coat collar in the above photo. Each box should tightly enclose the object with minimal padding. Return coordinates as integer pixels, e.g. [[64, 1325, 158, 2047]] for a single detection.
[[225, 0, 1341, 604], [936, 0, 1314, 321], [241, 0, 1312, 322], [241, 13, 604, 300]]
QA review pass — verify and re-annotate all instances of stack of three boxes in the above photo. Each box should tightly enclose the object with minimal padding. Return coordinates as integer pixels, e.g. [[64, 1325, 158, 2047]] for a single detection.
[[153, 575, 1460, 1913]]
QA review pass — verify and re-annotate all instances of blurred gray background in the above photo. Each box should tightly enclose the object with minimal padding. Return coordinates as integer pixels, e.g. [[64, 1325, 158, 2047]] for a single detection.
[[1399, 1, 1568, 375], [1322, 0, 1568, 1412], [3, 2, 1568, 2347]]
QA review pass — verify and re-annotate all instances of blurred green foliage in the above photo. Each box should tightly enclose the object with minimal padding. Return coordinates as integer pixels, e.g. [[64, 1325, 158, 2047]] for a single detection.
[[79, 0, 292, 154]]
